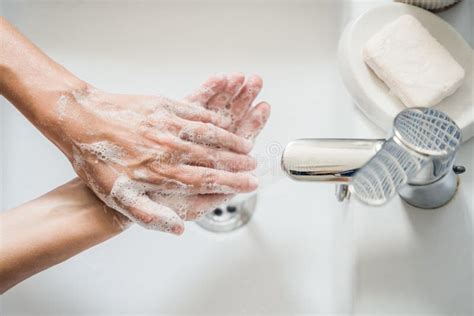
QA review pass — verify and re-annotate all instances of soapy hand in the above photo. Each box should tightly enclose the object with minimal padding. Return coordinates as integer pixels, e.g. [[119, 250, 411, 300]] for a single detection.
[[54, 80, 265, 234], [128, 74, 270, 224], [184, 74, 270, 140], [172, 74, 271, 219], [0, 19, 270, 235]]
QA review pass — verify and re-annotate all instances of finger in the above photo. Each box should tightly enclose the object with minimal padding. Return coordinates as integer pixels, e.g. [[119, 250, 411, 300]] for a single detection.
[[183, 74, 227, 106], [235, 101, 271, 139], [134, 170, 247, 194], [155, 193, 233, 221], [71, 150, 117, 197], [142, 133, 257, 172], [175, 141, 257, 172], [229, 74, 263, 123], [130, 169, 189, 194], [110, 176, 184, 234], [207, 73, 245, 111], [130, 196, 184, 234], [150, 164, 258, 194], [171, 101, 231, 129], [133, 156, 255, 194], [185, 194, 233, 220], [176, 118, 253, 154]]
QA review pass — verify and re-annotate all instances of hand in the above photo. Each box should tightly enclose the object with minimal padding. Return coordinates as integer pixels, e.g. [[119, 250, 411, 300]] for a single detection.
[[160, 74, 270, 220], [0, 19, 271, 235], [184, 73, 270, 140], [55, 85, 260, 234]]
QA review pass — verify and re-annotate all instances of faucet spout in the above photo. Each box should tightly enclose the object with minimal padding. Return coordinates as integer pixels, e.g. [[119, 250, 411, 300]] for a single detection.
[[281, 138, 384, 182]]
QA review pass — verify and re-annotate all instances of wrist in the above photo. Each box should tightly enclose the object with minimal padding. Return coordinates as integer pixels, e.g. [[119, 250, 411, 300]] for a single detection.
[[0, 17, 93, 158], [0, 178, 128, 292], [59, 178, 131, 234], [42, 81, 97, 159]]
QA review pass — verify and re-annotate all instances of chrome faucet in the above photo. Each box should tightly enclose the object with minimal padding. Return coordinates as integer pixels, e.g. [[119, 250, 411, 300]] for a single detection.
[[281, 107, 465, 209]]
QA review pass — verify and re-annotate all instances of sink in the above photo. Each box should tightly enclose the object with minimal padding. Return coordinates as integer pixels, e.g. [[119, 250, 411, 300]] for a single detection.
[[0, 0, 471, 314]]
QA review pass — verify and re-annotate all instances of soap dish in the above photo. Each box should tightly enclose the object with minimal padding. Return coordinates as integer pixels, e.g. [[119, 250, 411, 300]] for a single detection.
[[395, 0, 461, 11], [338, 3, 473, 142]]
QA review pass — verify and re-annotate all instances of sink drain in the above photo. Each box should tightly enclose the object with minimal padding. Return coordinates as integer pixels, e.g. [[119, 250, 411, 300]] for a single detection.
[[196, 194, 257, 233]]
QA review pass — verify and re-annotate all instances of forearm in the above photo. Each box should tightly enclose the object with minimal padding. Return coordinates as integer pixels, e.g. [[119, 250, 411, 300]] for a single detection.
[[0, 17, 88, 157], [0, 178, 128, 294], [0, 16, 269, 234]]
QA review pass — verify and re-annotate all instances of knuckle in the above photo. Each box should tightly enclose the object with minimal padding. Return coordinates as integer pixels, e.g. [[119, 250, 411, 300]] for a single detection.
[[148, 160, 168, 175], [195, 125, 208, 142], [200, 158, 216, 169], [224, 155, 241, 172], [201, 171, 217, 186]]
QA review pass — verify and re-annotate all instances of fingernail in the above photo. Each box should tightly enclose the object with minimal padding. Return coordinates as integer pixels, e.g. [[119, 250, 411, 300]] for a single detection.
[[249, 74, 263, 86], [249, 175, 259, 190], [243, 139, 254, 153]]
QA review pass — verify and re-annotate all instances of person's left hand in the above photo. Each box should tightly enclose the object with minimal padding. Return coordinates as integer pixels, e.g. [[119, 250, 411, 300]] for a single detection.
[[151, 74, 271, 221]]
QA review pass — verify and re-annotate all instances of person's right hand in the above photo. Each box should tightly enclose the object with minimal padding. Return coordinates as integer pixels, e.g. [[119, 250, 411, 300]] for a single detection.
[[54, 84, 260, 234], [0, 18, 270, 235]]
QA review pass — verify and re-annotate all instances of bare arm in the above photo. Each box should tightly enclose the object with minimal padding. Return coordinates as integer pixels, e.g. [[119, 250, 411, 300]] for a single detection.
[[0, 16, 270, 293], [0, 16, 87, 153], [0, 17, 267, 233], [0, 178, 128, 294]]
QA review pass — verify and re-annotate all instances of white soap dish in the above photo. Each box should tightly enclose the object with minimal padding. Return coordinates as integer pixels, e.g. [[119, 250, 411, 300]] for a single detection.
[[395, 0, 461, 11], [338, 3, 473, 142]]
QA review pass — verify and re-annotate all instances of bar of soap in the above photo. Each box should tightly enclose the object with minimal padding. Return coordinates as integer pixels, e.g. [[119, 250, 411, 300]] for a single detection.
[[363, 15, 465, 108]]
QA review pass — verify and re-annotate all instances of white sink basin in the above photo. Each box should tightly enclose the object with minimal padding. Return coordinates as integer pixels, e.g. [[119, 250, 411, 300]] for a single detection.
[[1, 0, 472, 314]]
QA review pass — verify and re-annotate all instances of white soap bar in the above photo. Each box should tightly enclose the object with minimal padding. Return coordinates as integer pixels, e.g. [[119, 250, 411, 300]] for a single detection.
[[363, 15, 465, 108]]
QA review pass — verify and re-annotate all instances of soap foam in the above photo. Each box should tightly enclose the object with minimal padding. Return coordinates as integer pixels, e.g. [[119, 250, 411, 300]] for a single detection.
[[56, 81, 264, 232], [108, 175, 183, 232], [78, 141, 125, 166]]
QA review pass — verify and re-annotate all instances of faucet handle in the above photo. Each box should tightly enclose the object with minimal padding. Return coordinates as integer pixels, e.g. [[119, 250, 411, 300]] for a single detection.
[[352, 107, 463, 208], [281, 108, 464, 209]]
